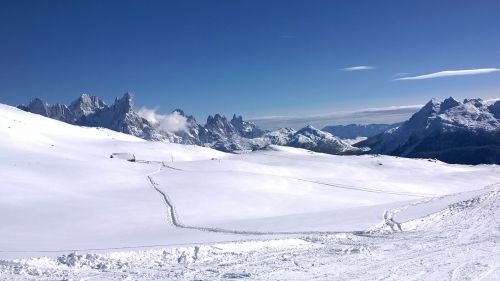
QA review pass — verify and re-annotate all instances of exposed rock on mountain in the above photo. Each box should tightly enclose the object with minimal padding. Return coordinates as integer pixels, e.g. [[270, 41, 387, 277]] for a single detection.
[[357, 97, 500, 164], [165, 109, 204, 145], [77, 93, 159, 140], [230, 114, 264, 138], [18, 98, 75, 123], [16, 94, 378, 156], [287, 125, 364, 155], [262, 128, 296, 146], [69, 94, 106, 120]]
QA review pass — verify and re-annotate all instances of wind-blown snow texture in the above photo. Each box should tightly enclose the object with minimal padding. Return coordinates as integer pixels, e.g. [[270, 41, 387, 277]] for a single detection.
[[1, 103, 500, 280], [358, 97, 500, 164]]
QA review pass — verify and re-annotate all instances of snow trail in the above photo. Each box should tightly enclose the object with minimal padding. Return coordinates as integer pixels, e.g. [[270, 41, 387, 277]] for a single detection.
[[146, 162, 368, 236]]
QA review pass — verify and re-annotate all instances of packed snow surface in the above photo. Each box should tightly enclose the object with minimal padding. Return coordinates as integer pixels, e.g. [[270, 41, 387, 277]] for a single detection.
[[1, 103, 500, 280]]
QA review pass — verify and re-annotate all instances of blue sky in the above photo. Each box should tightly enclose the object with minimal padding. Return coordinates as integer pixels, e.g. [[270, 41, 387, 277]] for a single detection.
[[1, 0, 499, 125]]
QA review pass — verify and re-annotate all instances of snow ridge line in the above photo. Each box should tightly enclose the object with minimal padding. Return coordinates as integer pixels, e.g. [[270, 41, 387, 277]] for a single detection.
[[147, 163, 367, 236]]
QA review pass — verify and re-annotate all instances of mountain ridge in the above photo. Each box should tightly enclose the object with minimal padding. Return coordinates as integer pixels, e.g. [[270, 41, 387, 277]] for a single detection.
[[17, 93, 361, 155], [356, 97, 500, 164]]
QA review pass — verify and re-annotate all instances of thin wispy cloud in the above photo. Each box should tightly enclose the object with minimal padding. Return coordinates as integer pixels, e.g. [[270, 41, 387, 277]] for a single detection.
[[394, 72, 411, 77], [394, 68, 500, 81], [248, 104, 422, 130], [341, 66, 375, 71]]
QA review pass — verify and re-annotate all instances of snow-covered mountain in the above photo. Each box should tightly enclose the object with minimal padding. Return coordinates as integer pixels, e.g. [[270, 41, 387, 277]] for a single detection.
[[322, 123, 400, 139], [17, 94, 362, 155], [357, 97, 500, 164], [76, 93, 160, 140], [287, 125, 364, 155]]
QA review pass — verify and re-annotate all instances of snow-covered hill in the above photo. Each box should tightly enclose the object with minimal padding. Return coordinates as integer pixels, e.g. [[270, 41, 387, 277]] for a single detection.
[[3, 185, 499, 280], [2, 103, 500, 279], [358, 97, 500, 164]]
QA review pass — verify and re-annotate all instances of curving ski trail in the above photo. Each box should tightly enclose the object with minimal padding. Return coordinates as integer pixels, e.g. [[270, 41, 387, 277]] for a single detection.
[[146, 162, 367, 236]]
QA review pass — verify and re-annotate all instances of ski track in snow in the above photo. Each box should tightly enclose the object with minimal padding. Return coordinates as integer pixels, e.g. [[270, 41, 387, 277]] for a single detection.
[[0, 157, 441, 255], [2, 185, 499, 281], [146, 161, 368, 236], [2, 103, 500, 280]]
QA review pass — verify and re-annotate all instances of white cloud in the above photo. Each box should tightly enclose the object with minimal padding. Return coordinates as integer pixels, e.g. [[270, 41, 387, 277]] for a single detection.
[[137, 107, 188, 132], [394, 68, 500, 81], [341, 66, 375, 71]]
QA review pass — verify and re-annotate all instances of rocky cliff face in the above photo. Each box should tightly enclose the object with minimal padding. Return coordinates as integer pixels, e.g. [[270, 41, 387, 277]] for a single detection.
[[69, 94, 106, 120], [76, 93, 159, 140]]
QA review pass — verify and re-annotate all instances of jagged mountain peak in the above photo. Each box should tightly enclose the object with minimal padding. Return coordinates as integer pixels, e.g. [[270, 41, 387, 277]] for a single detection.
[[172, 109, 186, 116], [439, 97, 460, 112], [403, 96, 499, 132], [207, 113, 227, 122], [358, 97, 500, 164], [71, 93, 106, 106], [25, 98, 49, 115], [230, 114, 264, 139], [69, 93, 106, 119], [16, 93, 370, 156], [489, 100, 500, 119], [231, 114, 243, 123], [463, 98, 484, 107], [113, 93, 134, 111]]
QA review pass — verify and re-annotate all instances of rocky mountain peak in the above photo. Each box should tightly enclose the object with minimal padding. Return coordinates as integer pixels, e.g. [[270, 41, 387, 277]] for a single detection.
[[16, 93, 370, 156], [230, 114, 264, 138], [113, 93, 134, 112], [69, 93, 106, 119], [489, 100, 500, 119], [440, 97, 460, 112], [205, 114, 235, 137], [231, 114, 243, 123], [357, 96, 500, 164], [172, 109, 186, 116], [26, 98, 49, 116]]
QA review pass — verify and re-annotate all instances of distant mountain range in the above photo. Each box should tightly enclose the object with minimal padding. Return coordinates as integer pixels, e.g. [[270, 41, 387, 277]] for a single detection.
[[17, 94, 363, 155], [17, 94, 500, 164], [356, 97, 500, 164], [322, 123, 401, 139]]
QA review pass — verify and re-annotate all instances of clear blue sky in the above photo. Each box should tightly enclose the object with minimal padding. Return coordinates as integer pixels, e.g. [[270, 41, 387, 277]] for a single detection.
[[1, 0, 499, 122]]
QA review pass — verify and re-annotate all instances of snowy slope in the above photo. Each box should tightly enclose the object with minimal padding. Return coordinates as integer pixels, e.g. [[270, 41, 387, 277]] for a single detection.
[[0, 104, 234, 258], [2, 103, 500, 280], [2, 183, 499, 280], [1, 102, 500, 271]]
